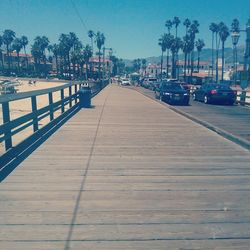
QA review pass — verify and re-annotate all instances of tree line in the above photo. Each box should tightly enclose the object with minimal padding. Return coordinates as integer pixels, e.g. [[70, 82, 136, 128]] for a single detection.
[[158, 17, 247, 83], [0, 29, 125, 80]]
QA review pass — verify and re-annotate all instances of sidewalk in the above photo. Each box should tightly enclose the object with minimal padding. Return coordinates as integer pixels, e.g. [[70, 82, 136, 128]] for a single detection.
[[0, 85, 250, 250]]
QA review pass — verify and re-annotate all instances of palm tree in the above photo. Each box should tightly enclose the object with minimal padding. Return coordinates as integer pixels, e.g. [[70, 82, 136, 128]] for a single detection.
[[172, 17, 181, 38], [12, 38, 23, 72], [183, 18, 191, 35], [165, 34, 174, 78], [219, 23, 230, 81], [195, 39, 205, 72], [165, 20, 172, 34], [20, 36, 28, 70], [59, 34, 71, 76], [88, 30, 95, 54], [2, 29, 16, 72], [182, 34, 193, 80], [170, 37, 183, 78], [95, 31, 105, 80], [0, 35, 4, 70], [48, 44, 59, 76], [34, 36, 49, 65], [188, 21, 199, 77], [158, 34, 168, 79], [83, 44, 93, 79], [209, 23, 218, 78]]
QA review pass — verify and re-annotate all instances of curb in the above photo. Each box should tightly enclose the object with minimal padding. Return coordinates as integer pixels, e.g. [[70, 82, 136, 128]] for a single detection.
[[133, 86, 250, 151]]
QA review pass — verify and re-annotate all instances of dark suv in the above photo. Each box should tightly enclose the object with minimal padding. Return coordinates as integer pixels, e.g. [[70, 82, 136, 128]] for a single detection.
[[155, 81, 190, 105], [192, 83, 237, 105]]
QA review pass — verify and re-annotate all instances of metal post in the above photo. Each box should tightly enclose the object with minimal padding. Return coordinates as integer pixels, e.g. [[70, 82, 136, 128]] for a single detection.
[[61, 89, 65, 113], [48, 92, 54, 121], [31, 96, 38, 132], [2, 102, 12, 150]]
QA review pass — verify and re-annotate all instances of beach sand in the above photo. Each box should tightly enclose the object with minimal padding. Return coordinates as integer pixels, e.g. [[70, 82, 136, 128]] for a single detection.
[[0, 79, 67, 155]]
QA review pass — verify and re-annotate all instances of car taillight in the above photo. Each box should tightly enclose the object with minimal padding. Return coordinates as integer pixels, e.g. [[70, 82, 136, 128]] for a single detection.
[[210, 89, 217, 94]]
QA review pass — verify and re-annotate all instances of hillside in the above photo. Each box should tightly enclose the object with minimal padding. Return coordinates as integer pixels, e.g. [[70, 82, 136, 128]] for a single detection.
[[124, 46, 245, 66]]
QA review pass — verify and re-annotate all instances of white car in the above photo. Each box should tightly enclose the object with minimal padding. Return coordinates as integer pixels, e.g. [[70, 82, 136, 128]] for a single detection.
[[120, 79, 131, 86]]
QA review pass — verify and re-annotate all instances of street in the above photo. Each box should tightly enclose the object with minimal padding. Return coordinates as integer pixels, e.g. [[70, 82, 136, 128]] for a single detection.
[[134, 86, 250, 148]]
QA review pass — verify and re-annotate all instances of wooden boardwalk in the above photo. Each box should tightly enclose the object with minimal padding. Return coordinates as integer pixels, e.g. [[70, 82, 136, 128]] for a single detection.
[[1, 84, 250, 250]]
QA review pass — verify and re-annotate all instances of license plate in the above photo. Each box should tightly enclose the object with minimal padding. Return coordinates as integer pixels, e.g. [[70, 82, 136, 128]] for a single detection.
[[173, 94, 180, 100], [222, 92, 228, 96]]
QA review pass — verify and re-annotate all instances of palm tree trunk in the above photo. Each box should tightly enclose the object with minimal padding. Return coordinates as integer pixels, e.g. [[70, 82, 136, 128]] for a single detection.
[[24, 46, 29, 70], [166, 49, 169, 78], [171, 52, 175, 78], [221, 41, 225, 82], [17, 52, 20, 73], [184, 52, 187, 81], [55, 55, 59, 76], [211, 33, 214, 78], [98, 49, 101, 80], [191, 51, 194, 79], [215, 33, 219, 83], [7, 45, 11, 73], [197, 52, 200, 73], [160, 50, 163, 80]]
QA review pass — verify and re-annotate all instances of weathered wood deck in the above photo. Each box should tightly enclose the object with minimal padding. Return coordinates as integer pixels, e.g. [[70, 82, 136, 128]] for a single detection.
[[1, 85, 250, 250]]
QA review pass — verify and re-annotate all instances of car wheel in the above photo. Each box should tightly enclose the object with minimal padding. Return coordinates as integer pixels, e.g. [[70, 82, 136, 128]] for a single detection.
[[204, 95, 209, 104], [192, 93, 197, 101]]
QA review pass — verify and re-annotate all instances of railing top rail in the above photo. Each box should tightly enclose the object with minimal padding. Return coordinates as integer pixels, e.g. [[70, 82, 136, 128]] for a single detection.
[[0, 82, 82, 104]]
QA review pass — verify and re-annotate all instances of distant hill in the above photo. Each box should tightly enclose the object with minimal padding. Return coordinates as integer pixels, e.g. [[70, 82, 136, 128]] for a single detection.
[[124, 46, 245, 66]]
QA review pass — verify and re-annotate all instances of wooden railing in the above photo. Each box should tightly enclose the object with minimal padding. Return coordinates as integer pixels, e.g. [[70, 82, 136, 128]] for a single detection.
[[0, 80, 108, 180]]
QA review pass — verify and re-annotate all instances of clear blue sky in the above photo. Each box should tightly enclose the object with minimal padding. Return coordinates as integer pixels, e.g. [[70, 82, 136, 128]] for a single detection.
[[0, 0, 249, 59]]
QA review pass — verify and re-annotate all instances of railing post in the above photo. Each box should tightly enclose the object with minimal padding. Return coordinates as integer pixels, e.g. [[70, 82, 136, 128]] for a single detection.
[[69, 86, 72, 108], [61, 89, 65, 113], [48, 92, 54, 121], [74, 85, 77, 104], [31, 96, 38, 132], [2, 102, 12, 150]]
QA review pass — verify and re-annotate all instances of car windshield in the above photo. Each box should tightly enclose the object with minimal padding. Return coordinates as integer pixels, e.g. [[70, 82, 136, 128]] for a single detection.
[[161, 83, 184, 91]]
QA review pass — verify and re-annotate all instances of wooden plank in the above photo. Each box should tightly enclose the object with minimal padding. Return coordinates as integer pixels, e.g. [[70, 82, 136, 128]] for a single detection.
[[0, 85, 250, 250]]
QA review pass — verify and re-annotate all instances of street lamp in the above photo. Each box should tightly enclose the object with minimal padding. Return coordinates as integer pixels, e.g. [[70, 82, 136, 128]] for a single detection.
[[231, 31, 240, 84]]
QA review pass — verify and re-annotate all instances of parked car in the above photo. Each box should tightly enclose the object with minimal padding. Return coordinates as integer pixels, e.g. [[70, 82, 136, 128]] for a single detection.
[[192, 83, 237, 105], [155, 81, 190, 105]]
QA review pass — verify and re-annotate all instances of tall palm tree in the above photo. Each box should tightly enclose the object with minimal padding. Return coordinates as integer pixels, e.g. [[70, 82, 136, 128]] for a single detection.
[[88, 30, 95, 54], [12, 38, 23, 72], [20, 36, 28, 70], [2, 29, 16, 72], [34, 36, 49, 65], [170, 37, 183, 78], [83, 44, 93, 79], [219, 23, 230, 81], [158, 34, 168, 79], [48, 44, 59, 76], [172, 17, 181, 38], [183, 18, 191, 35], [212, 23, 220, 82], [0, 35, 4, 70], [188, 21, 199, 77], [195, 39, 205, 72], [209, 23, 218, 78], [182, 34, 192, 81], [165, 34, 174, 78], [95, 31, 105, 80], [165, 20, 172, 34], [59, 34, 71, 76]]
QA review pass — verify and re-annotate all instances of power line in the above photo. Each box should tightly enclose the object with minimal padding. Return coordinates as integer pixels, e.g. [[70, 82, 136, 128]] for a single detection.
[[70, 0, 88, 32]]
